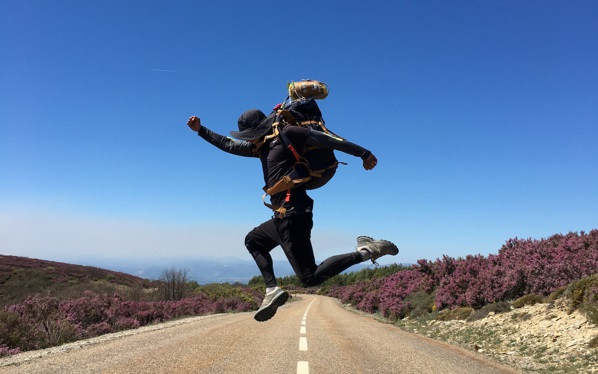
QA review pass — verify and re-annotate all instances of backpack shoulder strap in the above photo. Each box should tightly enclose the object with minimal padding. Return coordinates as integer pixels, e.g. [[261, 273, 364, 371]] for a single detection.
[[276, 125, 302, 163], [277, 109, 298, 127]]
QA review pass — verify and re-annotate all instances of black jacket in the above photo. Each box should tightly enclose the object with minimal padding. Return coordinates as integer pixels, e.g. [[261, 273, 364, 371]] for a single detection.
[[198, 125, 371, 214]]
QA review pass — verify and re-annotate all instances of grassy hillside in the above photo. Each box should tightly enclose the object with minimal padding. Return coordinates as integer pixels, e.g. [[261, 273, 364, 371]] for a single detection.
[[0, 255, 158, 306], [0, 255, 262, 357]]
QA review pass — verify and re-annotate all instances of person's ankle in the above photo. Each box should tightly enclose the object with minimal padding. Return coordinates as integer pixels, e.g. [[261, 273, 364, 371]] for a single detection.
[[359, 249, 370, 261]]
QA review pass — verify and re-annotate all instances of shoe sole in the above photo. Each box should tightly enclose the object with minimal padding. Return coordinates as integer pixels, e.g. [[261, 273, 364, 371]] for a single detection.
[[254, 290, 289, 322]]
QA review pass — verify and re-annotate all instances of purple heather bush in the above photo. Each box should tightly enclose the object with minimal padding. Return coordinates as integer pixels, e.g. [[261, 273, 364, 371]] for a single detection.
[[213, 297, 253, 313], [378, 268, 436, 319], [0, 345, 20, 357], [0, 286, 262, 357], [4, 295, 77, 350], [324, 230, 598, 318], [434, 254, 512, 309], [497, 232, 598, 296], [334, 277, 385, 314], [114, 317, 140, 331]]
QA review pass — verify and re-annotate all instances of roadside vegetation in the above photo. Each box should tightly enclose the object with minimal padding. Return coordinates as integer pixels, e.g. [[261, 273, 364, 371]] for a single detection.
[[1, 230, 596, 365], [0, 258, 262, 357], [392, 276, 598, 373], [254, 231, 596, 325], [269, 230, 597, 373]]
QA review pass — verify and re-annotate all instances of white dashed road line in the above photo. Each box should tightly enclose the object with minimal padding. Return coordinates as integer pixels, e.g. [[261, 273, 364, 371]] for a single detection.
[[297, 298, 316, 374], [297, 361, 309, 374], [299, 337, 308, 351]]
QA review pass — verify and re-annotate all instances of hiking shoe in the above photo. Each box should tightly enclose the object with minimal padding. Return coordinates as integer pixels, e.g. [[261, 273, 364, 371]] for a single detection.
[[356, 236, 399, 264], [254, 287, 289, 322]]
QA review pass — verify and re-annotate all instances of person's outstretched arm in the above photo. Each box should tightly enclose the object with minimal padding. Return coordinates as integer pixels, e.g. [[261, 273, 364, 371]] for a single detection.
[[305, 128, 378, 170], [187, 116, 256, 157]]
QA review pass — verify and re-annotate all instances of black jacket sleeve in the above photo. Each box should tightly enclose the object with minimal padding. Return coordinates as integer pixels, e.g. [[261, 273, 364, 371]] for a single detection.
[[305, 129, 372, 160], [197, 126, 257, 158]]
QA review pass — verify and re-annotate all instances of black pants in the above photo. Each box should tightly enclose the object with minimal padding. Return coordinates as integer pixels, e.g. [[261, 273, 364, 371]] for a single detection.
[[244, 212, 363, 288]]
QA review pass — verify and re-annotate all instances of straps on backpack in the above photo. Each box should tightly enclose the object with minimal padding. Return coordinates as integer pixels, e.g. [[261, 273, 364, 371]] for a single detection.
[[252, 123, 279, 153], [260, 100, 342, 214], [264, 126, 311, 197], [262, 192, 290, 217]]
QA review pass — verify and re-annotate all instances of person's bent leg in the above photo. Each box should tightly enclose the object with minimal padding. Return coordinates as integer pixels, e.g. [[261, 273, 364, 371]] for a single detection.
[[278, 213, 363, 287], [309, 252, 363, 286], [245, 219, 279, 288], [277, 213, 318, 286]]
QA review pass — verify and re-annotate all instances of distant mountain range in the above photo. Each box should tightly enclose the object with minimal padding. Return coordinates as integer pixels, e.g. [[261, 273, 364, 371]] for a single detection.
[[72, 256, 290, 284], [1, 252, 395, 287], [0, 253, 407, 307], [71, 256, 376, 284]]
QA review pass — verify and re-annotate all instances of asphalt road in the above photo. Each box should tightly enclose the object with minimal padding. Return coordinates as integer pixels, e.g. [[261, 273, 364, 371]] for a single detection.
[[0, 295, 520, 374]]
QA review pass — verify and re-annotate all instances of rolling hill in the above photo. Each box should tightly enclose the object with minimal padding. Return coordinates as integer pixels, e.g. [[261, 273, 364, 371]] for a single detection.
[[0, 255, 158, 307]]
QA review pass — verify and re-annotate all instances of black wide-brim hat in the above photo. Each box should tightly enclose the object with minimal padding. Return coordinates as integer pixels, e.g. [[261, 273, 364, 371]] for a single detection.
[[230, 109, 271, 140]]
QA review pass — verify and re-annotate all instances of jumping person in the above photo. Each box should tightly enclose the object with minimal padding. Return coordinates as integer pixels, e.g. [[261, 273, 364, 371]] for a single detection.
[[187, 107, 398, 321]]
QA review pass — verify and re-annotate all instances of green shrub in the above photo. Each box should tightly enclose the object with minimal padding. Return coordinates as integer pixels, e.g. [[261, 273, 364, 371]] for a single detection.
[[193, 283, 260, 309], [0, 309, 26, 350], [436, 307, 474, 321], [405, 291, 435, 318], [548, 286, 567, 302], [316, 285, 330, 296], [198, 283, 241, 299], [582, 302, 598, 325], [467, 301, 511, 321], [511, 294, 543, 309], [563, 274, 598, 324], [589, 334, 598, 349], [248, 275, 264, 286]]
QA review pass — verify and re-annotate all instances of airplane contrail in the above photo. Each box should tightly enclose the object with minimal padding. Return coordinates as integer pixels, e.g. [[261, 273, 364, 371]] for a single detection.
[[151, 68, 180, 73]]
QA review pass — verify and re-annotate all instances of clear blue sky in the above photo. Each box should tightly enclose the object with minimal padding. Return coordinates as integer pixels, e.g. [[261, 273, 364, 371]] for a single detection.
[[1, 0, 597, 266]]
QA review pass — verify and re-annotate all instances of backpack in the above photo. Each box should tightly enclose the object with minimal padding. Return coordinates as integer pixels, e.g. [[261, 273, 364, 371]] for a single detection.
[[261, 97, 345, 204]]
